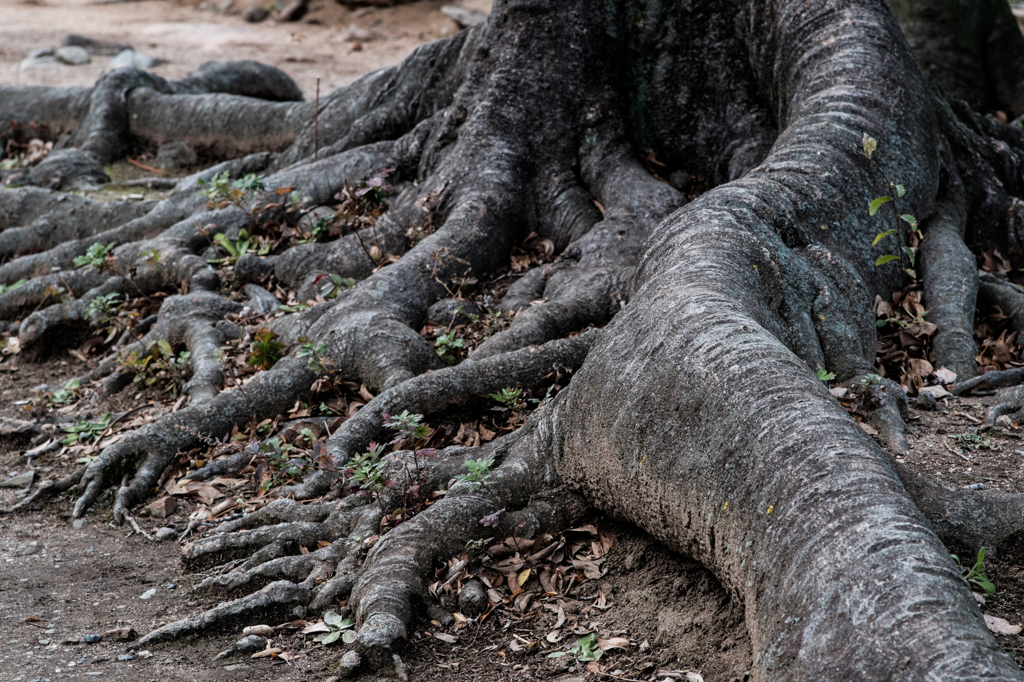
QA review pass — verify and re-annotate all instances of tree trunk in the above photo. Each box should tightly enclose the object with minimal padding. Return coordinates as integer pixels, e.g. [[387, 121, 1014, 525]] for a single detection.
[[2, 0, 1024, 679]]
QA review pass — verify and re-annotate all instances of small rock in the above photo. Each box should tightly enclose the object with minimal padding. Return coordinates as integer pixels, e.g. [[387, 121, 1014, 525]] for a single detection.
[[137, 650, 152, 659], [242, 284, 280, 314], [27, 47, 55, 59], [965, 482, 985, 490], [0, 417, 45, 439], [19, 55, 60, 72], [440, 4, 488, 28], [164, 583, 177, 590], [140, 588, 157, 600], [426, 298, 481, 326], [242, 5, 269, 22], [339, 650, 361, 677], [0, 471, 35, 489], [912, 392, 938, 411], [61, 637, 81, 645], [103, 627, 137, 641], [15, 541, 41, 556], [154, 527, 177, 541], [116, 654, 134, 661], [457, 580, 488, 617], [143, 495, 177, 519], [213, 634, 267, 660], [154, 141, 196, 171], [108, 49, 156, 71], [72, 519, 86, 530], [84, 634, 102, 644], [342, 24, 379, 42], [223, 664, 253, 672], [55, 45, 90, 65], [668, 170, 693, 192]]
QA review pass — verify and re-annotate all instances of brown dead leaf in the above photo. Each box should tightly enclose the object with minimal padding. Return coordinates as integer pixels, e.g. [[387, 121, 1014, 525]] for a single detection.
[[858, 422, 879, 436], [597, 636, 630, 650], [251, 647, 282, 659], [984, 614, 1022, 635]]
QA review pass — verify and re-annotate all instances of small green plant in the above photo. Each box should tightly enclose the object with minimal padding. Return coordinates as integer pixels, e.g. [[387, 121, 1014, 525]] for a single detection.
[[318, 273, 357, 299], [122, 340, 191, 390], [385, 410, 432, 444], [297, 338, 331, 374], [348, 442, 389, 501], [247, 328, 285, 370], [314, 610, 357, 645], [862, 133, 919, 280], [0, 279, 27, 295], [73, 243, 116, 270], [309, 214, 335, 241], [277, 302, 311, 313], [209, 229, 265, 266], [548, 632, 603, 662], [46, 379, 81, 406], [196, 171, 266, 206], [454, 457, 494, 492], [948, 432, 996, 451], [951, 547, 996, 594], [435, 330, 464, 364], [61, 414, 112, 445], [85, 292, 122, 328], [816, 369, 836, 382], [353, 168, 394, 208]]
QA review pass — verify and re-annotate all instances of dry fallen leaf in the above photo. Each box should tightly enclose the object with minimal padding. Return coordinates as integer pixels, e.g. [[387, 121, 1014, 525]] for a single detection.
[[434, 632, 458, 644], [597, 636, 630, 650], [984, 614, 1023, 635], [934, 367, 957, 384], [858, 422, 879, 436]]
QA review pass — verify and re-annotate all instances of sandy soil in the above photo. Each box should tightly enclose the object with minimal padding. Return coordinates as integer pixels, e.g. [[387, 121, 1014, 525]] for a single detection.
[[0, 0, 489, 98]]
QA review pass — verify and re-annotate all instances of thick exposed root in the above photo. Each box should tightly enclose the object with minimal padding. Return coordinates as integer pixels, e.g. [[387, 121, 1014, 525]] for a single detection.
[[278, 332, 598, 499], [919, 199, 979, 378]]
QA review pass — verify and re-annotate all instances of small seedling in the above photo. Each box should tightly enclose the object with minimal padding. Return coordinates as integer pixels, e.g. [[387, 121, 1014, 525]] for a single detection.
[[348, 442, 389, 501], [73, 243, 116, 270], [46, 379, 80, 406], [85, 292, 122, 328], [61, 414, 112, 445], [863, 133, 919, 279], [385, 410, 431, 445], [314, 610, 357, 645], [196, 171, 266, 207], [122, 340, 191, 390], [951, 547, 996, 594], [209, 230, 266, 266], [435, 331, 464, 364], [318, 273, 356, 299], [247, 328, 285, 370], [948, 432, 996, 451], [548, 632, 603, 662], [816, 369, 835, 382], [455, 457, 494, 492], [297, 338, 331, 373]]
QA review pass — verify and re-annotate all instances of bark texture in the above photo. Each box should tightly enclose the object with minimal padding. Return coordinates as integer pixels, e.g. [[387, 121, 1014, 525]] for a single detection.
[[2, 0, 1024, 679]]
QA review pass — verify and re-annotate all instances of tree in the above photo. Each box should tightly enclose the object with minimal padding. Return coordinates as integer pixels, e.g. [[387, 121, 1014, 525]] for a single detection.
[[2, 0, 1024, 678]]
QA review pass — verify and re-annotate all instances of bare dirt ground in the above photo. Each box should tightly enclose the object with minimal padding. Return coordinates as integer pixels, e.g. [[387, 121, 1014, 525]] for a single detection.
[[1, 2, 1023, 680]]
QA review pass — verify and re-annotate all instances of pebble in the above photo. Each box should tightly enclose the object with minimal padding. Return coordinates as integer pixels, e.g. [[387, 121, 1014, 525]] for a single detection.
[[154, 527, 176, 541], [0, 471, 35, 488], [137, 650, 152, 659], [84, 634, 102, 644], [72, 519, 85, 530], [164, 583, 177, 590], [116, 654, 134, 661], [19, 55, 60, 72], [965, 482, 985, 490], [242, 5, 268, 22], [108, 48, 156, 71], [55, 45, 90, 65], [27, 47, 54, 59], [140, 588, 157, 600]]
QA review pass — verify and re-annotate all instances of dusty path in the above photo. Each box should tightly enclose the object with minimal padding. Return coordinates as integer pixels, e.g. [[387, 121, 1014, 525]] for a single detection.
[[0, 0, 482, 98]]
